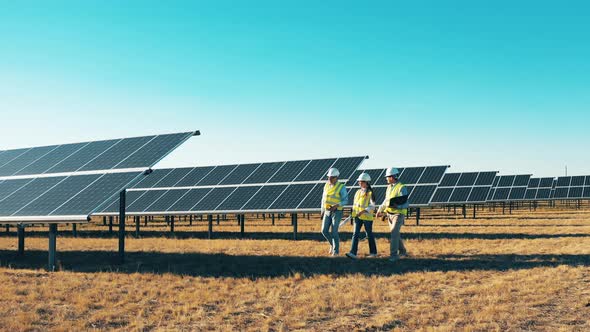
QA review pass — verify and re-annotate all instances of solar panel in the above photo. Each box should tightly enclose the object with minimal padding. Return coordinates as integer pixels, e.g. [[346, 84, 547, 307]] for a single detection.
[[242, 185, 288, 210], [269, 183, 316, 210], [219, 164, 261, 185], [268, 160, 310, 183], [144, 190, 188, 213], [331, 157, 368, 180], [294, 158, 336, 181], [523, 177, 555, 201], [553, 175, 590, 200], [152, 168, 194, 187], [216, 186, 262, 211], [167, 188, 209, 212], [487, 174, 531, 202], [175, 167, 216, 187], [431, 171, 497, 205], [242, 162, 285, 184], [0, 131, 197, 223]]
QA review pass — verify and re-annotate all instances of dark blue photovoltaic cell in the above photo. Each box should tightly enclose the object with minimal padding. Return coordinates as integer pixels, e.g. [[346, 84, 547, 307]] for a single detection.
[[0, 145, 58, 176], [583, 187, 590, 198], [409, 185, 437, 205], [536, 188, 551, 200], [439, 173, 461, 187], [242, 185, 288, 210], [175, 167, 215, 187], [525, 189, 537, 200], [15, 143, 86, 176], [78, 136, 155, 171], [493, 188, 510, 201], [115, 133, 192, 169], [101, 190, 147, 213], [487, 188, 496, 200], [431, 188, 453, 203], [153, 168, 193, 187], [449, 187, 471, 203], [269, 184, 315, 210], [571, 176, 585, 187], [197, 165, 239, 186], [418, 166, 448, 184], [268, 160, 310, 183], [554, 187, 569, 198], [242, 162, 285, 184], [498, 176, 515, 187], [144, 190, 188, 212], [53, 172, 141, 215], [0, 148, 31, 169], [132, 169, 174, 188], [219, 164, 261, 185], [294, 158, 336, 181], [191, 187, 236, 211], [14, 174, 100, 216], [0, 177, 65, 215], [398, 167, 425, 184], [508, 187, 527, 200], [216, 186, 262, 211], [457, 173, 478, 187], [586, 177, 590, 186], [568, 187, 584, 198], [513, 175, 531, 187], [45, 139, 120, 174], [475, 172, 497, 186], [298, 184, 324, 209], [127, 190, 168, 213], [0, 178, 34, 201], [540, 178, 555, 188], [330, 157, 366, 180], [468, 187, 491, 202], [168, 188, 210, 212], [528, 178, 541, 188], [556, 177, 571, 187], [492, 176, 500, 187]]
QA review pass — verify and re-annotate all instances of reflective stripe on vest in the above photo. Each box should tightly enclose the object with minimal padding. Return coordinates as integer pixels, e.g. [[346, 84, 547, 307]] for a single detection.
[[324, 182, 344, 211], [385, 182, 408, 216], [352, 189, 374, 221]]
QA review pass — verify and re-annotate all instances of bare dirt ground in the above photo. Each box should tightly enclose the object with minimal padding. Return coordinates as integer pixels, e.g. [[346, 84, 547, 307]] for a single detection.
[[0, 205, 589, 331]]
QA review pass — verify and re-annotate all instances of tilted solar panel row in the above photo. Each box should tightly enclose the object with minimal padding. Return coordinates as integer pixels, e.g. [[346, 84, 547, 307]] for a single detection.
[[553, 175, 590, 200], [430, 171, 497, 204], [132, 156, 367, 188], [345, 166, 448, 187], [0, 132, 194, 177], [487, 174, 532, 202]]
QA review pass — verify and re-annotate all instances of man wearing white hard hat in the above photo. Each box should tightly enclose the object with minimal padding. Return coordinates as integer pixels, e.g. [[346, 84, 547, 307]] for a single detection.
[[345, 172, 378, 259], [320, 167, 348, 256], [376, 167, 409, 262]]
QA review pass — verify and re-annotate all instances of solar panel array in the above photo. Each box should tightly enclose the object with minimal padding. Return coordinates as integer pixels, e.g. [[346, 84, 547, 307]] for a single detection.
[[553, 175, 590, 200], [0, 132, 196, 223], [430, 171, 498, 205], [524, 177, 556, 201], [345, 166, 450, 207], [487, 174, 532, 202], [98, 156, 367, 215]]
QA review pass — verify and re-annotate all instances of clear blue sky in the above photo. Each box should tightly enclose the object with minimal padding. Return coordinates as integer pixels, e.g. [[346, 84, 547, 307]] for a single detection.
[[1, 1, 588, 176]]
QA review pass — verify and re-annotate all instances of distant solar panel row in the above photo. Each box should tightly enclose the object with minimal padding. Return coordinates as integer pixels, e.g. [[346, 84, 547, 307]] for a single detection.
[[0, 132, 194, 177], [553, 175, 590, 199], [487, 175, 532, 202], [132, 156, 367, 188], [524, 177, 556, 200], [431, 172, 497, 204]]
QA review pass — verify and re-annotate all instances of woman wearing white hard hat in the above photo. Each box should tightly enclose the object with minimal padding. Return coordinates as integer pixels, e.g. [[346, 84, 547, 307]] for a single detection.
[[345, 172, 377, 259], [320, 167, 348, 256]]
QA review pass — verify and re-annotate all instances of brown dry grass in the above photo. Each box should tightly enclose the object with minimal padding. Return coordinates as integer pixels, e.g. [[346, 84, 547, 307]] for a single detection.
[[1, 205, 589, 331]]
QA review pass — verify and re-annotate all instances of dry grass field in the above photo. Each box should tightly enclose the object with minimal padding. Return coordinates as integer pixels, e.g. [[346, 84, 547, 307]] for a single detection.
[[1, 205, 589, 331]]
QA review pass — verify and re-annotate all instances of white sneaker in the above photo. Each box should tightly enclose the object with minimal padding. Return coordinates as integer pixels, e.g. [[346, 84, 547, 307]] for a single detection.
[[345, 252, 357, 259], [331, 251, 339, 257], [368, 253, 378, 258], [399, 251, 408, 257], [328, 246, 334, 255]]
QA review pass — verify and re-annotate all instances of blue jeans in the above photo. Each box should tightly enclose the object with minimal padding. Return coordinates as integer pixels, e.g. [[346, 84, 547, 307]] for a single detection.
[[321, 210, 343, 253], [349, 217, 377, 255]]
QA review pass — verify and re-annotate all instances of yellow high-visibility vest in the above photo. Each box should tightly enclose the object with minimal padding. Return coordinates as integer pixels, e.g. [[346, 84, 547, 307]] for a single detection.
[[323, 182, 344, 211], [352, 189, 374, 221], [385, 182, 408, 216]]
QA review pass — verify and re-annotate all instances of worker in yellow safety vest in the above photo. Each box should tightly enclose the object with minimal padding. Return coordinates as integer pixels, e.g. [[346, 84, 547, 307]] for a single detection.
[[345, 172, 378, 259], [321, 167, 348, 256], [376, 167, 409, 262]]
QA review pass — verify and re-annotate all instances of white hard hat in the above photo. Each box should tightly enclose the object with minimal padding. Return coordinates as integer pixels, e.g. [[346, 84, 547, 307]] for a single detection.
[[357, 172, 371, 182], [384, 167, 400, 177], [327, 168, 340, 177]]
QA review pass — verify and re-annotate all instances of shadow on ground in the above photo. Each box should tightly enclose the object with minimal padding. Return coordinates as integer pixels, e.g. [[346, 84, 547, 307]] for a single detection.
[[1, 250, 588, 278]]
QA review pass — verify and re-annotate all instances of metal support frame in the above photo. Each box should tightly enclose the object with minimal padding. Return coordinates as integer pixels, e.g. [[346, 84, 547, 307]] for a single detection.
[[207, 214, 213, 239], [109, 216, 114, 233], [72, 223, 77, 237], [216, 214, 220, 225], [135, 216, 140, 237], [473, 205, 477, 219], [17, 225, 25, 256], [240, 214, 245, 238], [292, 213, 298, 240], [103, 216, 107, 225], [118, 190, 126, 264], [170, 216, 175, 233], [462, 204, 467, 219], [189, 215, 193, 226], [271, 214, 275, 225], [48, 224, 57, 271], [416, 208, 421, 226]]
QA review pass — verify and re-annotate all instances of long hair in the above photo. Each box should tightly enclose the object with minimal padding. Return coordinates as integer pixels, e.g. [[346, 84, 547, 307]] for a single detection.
[[366, 182, 377, 204]]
